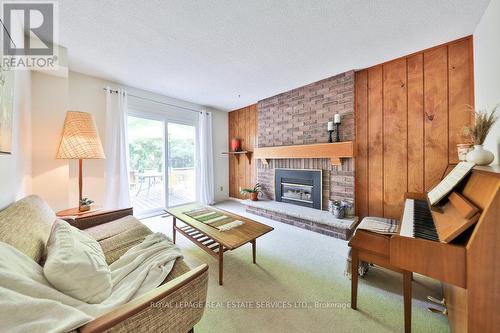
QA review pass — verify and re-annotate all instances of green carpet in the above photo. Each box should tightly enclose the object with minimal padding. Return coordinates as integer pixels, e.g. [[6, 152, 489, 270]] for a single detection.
[[142, 200, 449, 333]]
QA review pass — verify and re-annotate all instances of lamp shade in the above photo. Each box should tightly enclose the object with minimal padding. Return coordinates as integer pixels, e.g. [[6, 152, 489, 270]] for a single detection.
[[56, 111, 105, 159]]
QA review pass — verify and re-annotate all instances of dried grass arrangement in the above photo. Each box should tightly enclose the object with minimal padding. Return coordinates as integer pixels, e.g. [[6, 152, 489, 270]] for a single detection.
[[463, 105, 498, 145]]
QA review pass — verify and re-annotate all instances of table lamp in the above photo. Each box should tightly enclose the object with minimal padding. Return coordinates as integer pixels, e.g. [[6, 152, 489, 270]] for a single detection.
[[56, 111, 105, 212]]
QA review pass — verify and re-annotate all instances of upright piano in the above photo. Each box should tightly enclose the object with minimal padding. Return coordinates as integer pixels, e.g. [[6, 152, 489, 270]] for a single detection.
[[349, 166, 500, 332]]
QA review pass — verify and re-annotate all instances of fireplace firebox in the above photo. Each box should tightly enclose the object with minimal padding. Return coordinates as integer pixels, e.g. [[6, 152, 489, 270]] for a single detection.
[[275, 169, 322, 209]]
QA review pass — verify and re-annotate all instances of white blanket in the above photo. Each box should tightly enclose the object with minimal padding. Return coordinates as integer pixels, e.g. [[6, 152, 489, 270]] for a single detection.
[[0, 233, 182, 333]]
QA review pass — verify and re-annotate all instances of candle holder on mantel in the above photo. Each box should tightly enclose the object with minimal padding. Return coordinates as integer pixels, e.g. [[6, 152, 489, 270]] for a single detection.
[[334, 113, 341, 142], [335, 123, 340, 142], [327, 121, 334, 143], [327, 114, 342, 143]]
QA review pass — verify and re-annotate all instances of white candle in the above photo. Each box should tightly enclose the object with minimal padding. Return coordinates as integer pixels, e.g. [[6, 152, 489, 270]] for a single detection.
[[327, 121, 334, 131], [334, 114, 341, 124]]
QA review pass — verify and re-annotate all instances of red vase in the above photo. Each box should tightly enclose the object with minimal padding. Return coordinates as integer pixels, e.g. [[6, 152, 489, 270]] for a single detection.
[[231, 139, 241, 152]]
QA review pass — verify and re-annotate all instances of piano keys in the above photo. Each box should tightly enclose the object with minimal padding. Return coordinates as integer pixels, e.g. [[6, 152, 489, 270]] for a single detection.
[[401, 198, 439, 242], [348, 166, 500, 333]]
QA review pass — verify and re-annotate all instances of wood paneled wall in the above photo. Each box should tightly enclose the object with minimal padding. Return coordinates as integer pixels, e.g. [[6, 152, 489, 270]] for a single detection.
[[355, 37, 474, 219], [228, 104, 257, 199]]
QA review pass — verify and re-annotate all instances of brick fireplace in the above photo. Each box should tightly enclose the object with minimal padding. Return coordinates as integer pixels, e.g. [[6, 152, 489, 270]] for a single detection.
[[256, 71, 355, 209]]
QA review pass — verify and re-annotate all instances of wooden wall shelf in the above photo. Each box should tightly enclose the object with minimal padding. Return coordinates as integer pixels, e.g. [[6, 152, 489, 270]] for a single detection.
[[222, 151, 252, 163], [253, 141, 354, 166]]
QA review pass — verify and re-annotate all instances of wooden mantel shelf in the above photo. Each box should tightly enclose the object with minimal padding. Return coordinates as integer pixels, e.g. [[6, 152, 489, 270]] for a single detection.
[[222, 151, 252, 164], [253, 141, 354, 166]]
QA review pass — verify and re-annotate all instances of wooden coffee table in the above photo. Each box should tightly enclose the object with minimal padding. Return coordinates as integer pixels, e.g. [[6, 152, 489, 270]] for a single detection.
[[167, 203, 274, 285]]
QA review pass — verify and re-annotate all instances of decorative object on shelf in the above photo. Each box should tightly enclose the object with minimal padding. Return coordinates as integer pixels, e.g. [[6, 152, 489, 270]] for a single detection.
[[457, 143, 473, 161], [334, 113, 341, 142], [341, 199, 354, 217], [56, 111, 105, 212], [466, 145, 495, 166], [328, 200, 345, 219], [240, 183, 262, 201], [78, 198, 94, 212], [328, 200, 335, 213], [327, 121, 334, 143], [230, 138, 242, 152], [463, 105, 498, 166]]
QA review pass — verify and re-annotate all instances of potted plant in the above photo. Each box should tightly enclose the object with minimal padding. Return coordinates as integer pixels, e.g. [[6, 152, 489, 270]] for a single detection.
[[79, 197, 94, 212], [463, 105, 498, 166], [240, 183, 262, 201]]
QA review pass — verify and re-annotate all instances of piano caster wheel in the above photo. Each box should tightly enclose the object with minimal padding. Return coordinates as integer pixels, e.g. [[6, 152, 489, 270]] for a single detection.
[[427, 296, 447, 316], [358, 263, 369, 277], [427, 296, 446, 306], [428, 307, 448, 316]]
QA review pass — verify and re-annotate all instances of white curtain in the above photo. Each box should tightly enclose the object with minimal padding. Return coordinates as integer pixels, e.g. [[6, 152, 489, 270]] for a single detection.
[[197, 110, 215, 205], [104, 87, 131, 209]]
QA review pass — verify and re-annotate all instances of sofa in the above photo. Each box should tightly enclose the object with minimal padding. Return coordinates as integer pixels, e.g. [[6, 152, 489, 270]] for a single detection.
[[0, 195, 208, 333]]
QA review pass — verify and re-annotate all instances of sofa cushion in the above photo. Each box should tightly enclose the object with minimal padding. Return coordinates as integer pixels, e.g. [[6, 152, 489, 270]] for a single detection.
[[84, 216, 152, 264], [99, 228, 152, 264], [0, 195, 55, 263], [44, 219, 112, 304], [84, 215, 149, 242], [84, 214, 190, 282]]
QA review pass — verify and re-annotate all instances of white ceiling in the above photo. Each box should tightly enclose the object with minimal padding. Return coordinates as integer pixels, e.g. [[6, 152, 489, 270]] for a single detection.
[[59, 0, 490, 111]]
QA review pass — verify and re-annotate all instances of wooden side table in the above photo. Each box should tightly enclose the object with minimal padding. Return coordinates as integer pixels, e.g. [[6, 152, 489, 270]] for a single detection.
[[56, 207, 103, 218], [56, 207, 133, 229]]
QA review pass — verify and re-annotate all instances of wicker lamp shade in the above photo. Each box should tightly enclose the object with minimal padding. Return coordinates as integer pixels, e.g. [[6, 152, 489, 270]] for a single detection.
[[56, 111, 105, 159]]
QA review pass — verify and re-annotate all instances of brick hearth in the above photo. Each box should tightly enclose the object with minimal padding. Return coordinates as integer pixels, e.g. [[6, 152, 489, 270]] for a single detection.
[[246, 205, 355, 240]]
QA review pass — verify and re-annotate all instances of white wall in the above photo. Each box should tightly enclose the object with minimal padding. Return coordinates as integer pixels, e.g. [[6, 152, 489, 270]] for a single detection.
[[0, 70, 32, 209], [31, 72, 69, 211], [474, 0, 500, 165], [211, 109, 229, 202], [30, 70, 228, 210]]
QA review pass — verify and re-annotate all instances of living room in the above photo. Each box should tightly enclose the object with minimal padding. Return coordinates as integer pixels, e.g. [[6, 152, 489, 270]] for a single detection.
[[0, 1, 499, 332]]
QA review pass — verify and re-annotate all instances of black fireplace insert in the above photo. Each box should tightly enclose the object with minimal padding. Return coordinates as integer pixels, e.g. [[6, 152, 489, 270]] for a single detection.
[[275, 169, 322, 209]]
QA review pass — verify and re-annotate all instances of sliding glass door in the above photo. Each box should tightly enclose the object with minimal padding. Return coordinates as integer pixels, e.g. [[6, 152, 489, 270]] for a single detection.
[[128, 114, 197, 216], [127, 115, 166, 216], [167, 123, 196, 206]]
